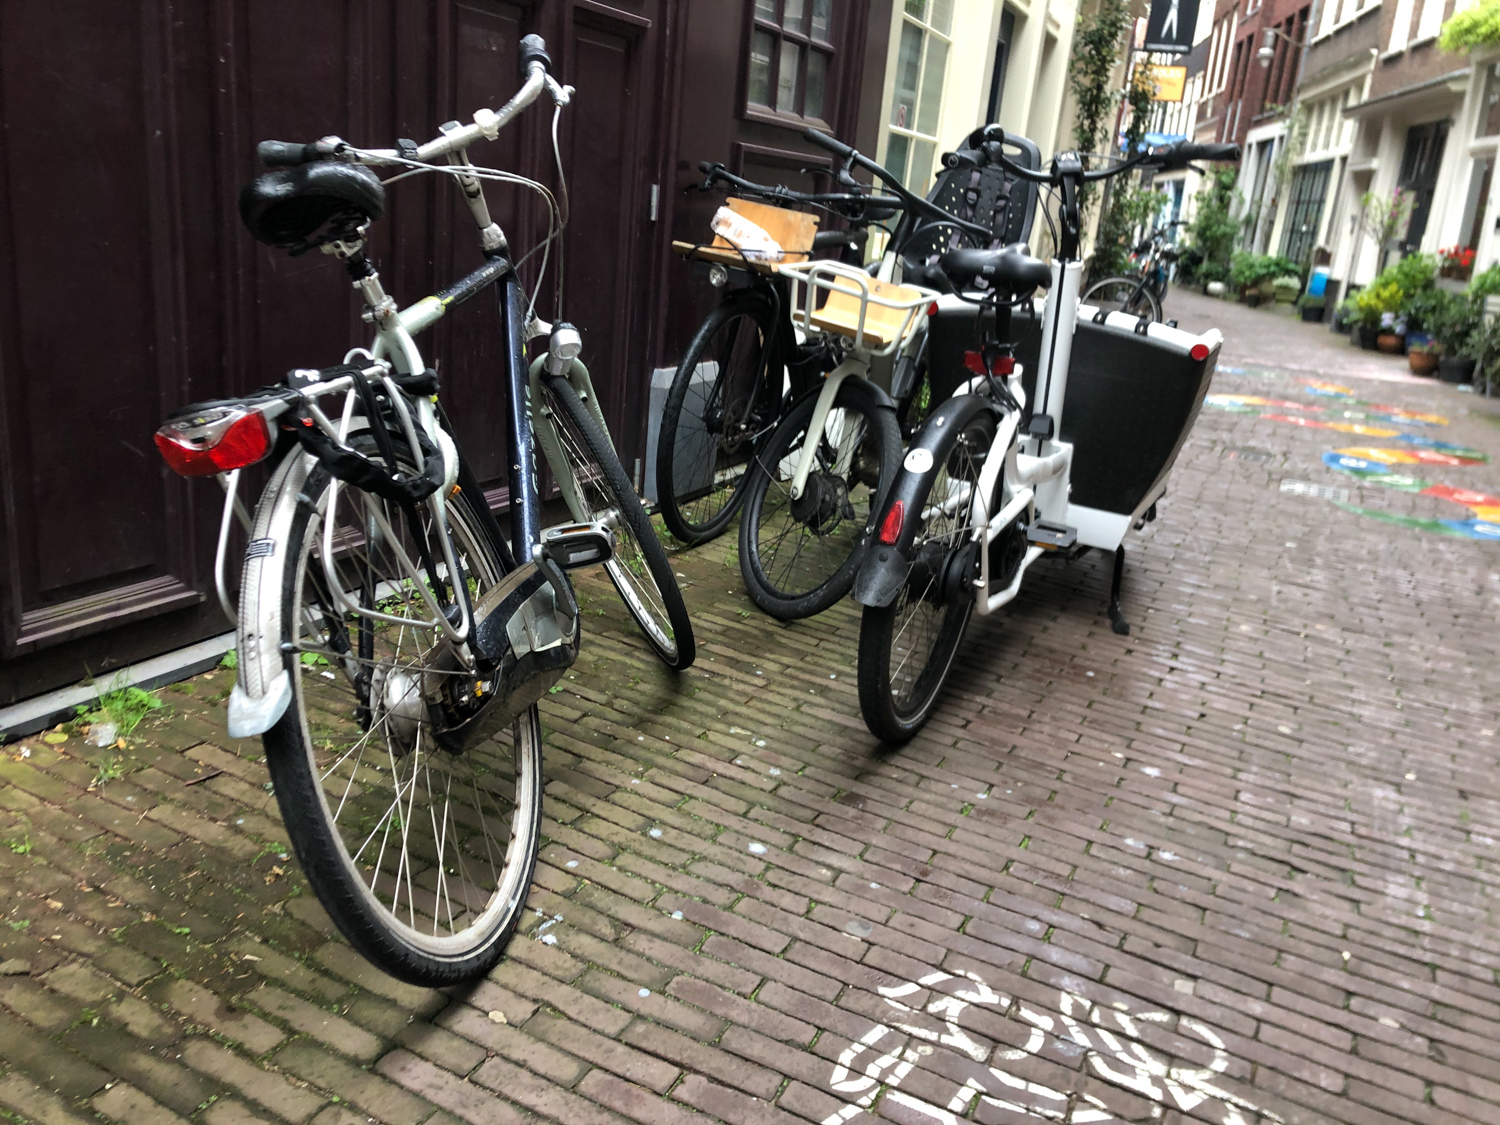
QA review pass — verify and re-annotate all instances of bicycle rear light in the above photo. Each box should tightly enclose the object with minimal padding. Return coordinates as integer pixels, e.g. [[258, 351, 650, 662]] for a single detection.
[[877, 500, 905, 545], [1189, 342, 1210, 362], [962, 350, 1014, 377], [155, 406, 274, 476]]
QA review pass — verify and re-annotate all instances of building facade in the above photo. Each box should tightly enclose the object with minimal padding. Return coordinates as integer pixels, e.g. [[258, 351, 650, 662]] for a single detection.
[[872, 0, 1080, 196]]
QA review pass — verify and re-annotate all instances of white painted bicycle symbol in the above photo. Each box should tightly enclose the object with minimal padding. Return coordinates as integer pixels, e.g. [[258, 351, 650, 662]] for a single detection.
[[823, 969, 1282, 1124]]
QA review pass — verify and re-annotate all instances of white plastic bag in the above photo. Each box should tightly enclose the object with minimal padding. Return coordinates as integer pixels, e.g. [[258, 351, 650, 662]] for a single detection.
[[710, 206, 783, 262]]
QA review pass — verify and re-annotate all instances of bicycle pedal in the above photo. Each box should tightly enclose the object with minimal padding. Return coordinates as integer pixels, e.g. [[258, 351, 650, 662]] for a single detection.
[[1026, 521, 1077, 551], [540, 521, 614, 570]]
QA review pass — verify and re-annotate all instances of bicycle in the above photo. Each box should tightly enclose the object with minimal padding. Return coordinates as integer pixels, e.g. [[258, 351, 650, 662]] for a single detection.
[[1079, 220, 1184, 323], [666, 131, 1034, 620], [854, 133, 1238, 742], [152, 35, 691, 985]]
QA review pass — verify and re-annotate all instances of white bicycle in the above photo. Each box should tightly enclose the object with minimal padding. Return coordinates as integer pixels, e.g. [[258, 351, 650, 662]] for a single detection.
[[854, 130, 1240, 742]]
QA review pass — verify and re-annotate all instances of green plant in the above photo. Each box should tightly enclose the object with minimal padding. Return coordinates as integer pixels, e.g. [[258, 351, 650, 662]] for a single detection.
[[1401, 286, 1449, 335], [1431, 290, 1484, 355], [1230, 253, 1300, 290], [1383, 252, 1438, 298], [92, 754, 125, 788], [1069, 0, 1134, 215], [1440, 0, 1500, 51], [84, 677, 164, 740], [219, 648, 238, 671], [1344, 279, 1400, 329], [1271, 275, 1302, 301], [1186, 168, 1238, 284], [5, 834, 32, 856], [1469, 261, 1500, 299], [1358, 188, 1415, 246], [1296, 292, 1326, 310]]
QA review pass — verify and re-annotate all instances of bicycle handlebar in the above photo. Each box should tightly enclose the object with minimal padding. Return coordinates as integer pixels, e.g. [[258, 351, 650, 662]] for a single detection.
[[802, 128, 992, 241], [256, 35, 570, 170]]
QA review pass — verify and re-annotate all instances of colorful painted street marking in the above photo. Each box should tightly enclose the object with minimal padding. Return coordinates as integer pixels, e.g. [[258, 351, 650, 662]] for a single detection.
[[1335, 445, 1488, 467], [1260, 414, 1402, 436], [1321, 452, 1500, 539], [1204, 394, 1319, 411], [1298, 380, 1449, 425]]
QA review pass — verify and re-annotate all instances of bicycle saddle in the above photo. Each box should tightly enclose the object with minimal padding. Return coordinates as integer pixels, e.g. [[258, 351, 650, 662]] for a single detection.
[[239, 162, 386, 253], [939, 244, 1051, 295]]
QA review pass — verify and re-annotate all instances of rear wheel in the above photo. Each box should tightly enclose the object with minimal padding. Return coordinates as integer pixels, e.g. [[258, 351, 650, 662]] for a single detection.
[[542, 374, 696, 670], [858, 412, 996, 743], [1082, 276, 1162, 322], [738, 378, 900, 620], [657, 294, 780, 546], [263, 443, 542, 985]]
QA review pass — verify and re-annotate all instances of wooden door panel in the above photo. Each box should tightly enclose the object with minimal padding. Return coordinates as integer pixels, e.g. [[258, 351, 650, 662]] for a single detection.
[[430, 0, 527, 493], [561, 2, 654, 457], [0, 0, 200, 655]]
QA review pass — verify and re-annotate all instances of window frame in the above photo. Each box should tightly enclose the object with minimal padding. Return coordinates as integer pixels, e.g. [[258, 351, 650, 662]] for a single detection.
[[882, 0, 955, 193], [741, 0, 838, 129]]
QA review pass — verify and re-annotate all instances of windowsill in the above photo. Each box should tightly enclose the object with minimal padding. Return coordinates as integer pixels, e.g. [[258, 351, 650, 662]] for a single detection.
[[1309, 4, 1382, 47], [1408, 33, 1438, 50], [1380, 46, 1406, 60], [741, 104, 834, 132]]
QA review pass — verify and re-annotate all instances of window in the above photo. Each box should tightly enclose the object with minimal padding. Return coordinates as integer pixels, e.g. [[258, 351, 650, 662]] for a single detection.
[[1479, 62, 1500, 137], [1414, 0, 1444, 42], [746, 0, 834, 121], [986, 8, 1016, 125], [883, 0, 953, 193]]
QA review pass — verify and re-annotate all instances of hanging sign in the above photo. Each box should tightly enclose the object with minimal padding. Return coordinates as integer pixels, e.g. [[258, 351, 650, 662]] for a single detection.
[[1146, 64, 1187, 101], [1144, 0, 1200, 54]]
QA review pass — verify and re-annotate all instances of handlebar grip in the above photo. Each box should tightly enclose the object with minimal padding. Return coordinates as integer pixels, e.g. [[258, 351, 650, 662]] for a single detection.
[[1168, 142, 1241, 164], [518, 34, 551, 76], [256, 140, 317, 167], [803, 128, 855, 160]]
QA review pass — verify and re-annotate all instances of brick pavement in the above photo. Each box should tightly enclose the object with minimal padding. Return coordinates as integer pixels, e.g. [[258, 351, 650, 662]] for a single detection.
[[3, 290, 1500, 1124]]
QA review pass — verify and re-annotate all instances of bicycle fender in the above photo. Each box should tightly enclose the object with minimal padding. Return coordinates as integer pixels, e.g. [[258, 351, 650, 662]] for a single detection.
[[227, 448, 315, 738], [847, 375, 897, 413], [853, 544, 909, 608], [872, 393, 1004, 559]]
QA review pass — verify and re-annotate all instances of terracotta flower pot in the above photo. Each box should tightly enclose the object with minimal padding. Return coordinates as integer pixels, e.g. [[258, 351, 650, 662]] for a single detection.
[[1375, 332, 1404, 354], [1408, 350, 1440, 376]]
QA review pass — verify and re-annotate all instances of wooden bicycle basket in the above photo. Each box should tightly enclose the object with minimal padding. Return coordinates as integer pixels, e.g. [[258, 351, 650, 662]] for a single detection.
[[671, 197, 819, 274]]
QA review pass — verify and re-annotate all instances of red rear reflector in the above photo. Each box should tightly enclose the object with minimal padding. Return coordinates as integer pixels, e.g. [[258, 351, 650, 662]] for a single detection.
[[1189, 342, 1210, 361], [877, 500, 905, 545], [963, 350, 1015, 376], [154, 408, 273, 477], [927, 302, 939, 316]]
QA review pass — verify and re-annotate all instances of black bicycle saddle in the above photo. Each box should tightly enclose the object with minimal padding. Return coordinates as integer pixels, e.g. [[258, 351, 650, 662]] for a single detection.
[[239, 162, 386, 253], [939, 244, 1051, 295]]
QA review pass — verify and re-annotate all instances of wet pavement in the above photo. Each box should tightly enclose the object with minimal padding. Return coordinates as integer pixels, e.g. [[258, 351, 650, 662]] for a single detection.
[[2, 287, 1500, 1124]]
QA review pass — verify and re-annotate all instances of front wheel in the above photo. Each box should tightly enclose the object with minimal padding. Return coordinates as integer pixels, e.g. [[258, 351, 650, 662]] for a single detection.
[[738, 377, 901, 621], [541, 374, 696, 670], [857, 411, 995, 743], [1082, 276, 1162, 322], [656, 293, 779, 546]]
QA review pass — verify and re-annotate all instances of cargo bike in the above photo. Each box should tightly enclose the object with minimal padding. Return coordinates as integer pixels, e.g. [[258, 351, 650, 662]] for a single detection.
[[844, 128, 1242, 742]]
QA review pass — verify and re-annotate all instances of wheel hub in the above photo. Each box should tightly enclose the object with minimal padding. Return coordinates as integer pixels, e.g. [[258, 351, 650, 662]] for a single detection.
[[791, 471, 854, 535], [370, 664, 424, 755]]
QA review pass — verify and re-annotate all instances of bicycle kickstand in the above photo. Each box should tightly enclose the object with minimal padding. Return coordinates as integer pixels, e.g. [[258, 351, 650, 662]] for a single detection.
[[1107, 544, 1130, 636]]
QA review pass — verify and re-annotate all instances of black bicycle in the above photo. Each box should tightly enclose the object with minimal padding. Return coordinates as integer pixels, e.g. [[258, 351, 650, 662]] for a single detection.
[[1081, 220, 1184, 322], [152, 36, 689, 985]]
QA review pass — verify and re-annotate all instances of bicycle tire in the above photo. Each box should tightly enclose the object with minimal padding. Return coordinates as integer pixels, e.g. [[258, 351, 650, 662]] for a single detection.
[[1081, 276, 1163, 322], [261, 439, 543, 986], [656, 293, 778, 546], [542, 373, 696, 670], [857, 410, 996, 743], [738, 378, 901, 621]]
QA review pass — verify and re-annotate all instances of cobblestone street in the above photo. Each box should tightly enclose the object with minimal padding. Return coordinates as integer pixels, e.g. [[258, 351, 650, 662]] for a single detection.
[[3, 292, 1500, 1125]]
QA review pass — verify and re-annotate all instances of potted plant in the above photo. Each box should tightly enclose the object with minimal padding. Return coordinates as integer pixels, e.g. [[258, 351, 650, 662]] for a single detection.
[[1297, 292, 1327, 323], [1346, 279, 1397, 349], [1272, 275, 1301, 305], [1431, 290, 1482, 383], [1408, 338, 1441, 376], [1230, 252, 1272, 306], [1438, 245, 1476, 282]]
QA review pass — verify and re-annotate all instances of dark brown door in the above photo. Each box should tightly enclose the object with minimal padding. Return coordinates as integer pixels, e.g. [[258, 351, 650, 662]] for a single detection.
[[0, 0, 670, 706]]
